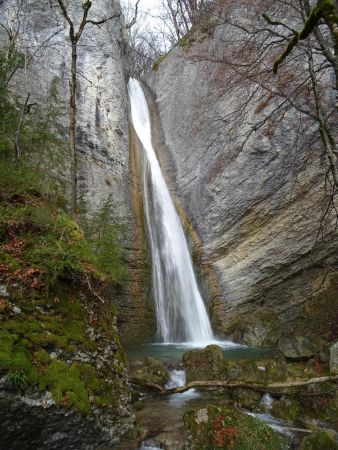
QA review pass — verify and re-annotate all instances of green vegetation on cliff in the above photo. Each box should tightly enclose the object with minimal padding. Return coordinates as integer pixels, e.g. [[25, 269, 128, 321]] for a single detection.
[[0, 186, 129, 414], [0, 51, 129, 413], [0, 164, 129, 413], [0, 27, 133, 420]]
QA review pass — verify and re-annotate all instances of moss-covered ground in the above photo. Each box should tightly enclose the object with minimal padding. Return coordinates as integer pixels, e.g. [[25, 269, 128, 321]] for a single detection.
[[184, 404, 289, 449], [0, 161, 129, 414]]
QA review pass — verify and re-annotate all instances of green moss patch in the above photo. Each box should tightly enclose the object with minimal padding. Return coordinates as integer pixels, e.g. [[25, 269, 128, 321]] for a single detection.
[[152, 54, 167, 71], [295, 273, 338, 344], [0, 182, 129, 415], [0, 290, 127, 414], [0, 163, 128, 290], [184, 404, 289, 449]]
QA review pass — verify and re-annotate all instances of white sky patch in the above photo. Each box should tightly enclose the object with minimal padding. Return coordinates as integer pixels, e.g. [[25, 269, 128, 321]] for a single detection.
[[121, 0, 173, 51], [128, 0, 161, 11], [121, 0, 163, 29]]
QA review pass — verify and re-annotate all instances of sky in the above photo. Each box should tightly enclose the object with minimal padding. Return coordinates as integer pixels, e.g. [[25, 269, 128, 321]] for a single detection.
[[121, 0, 165, 37], [122, 0, 162, 16], [128, 0, 161, 9]]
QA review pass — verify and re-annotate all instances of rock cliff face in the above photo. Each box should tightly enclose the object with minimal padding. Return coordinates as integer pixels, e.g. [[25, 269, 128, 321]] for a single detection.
[[0, 1, 151, 447], [145, 5, 338, 337], [0, 0, 153, 341], [2, 0, 129, 218]]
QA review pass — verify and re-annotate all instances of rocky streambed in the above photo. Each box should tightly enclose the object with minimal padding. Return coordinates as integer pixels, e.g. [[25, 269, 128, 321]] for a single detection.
[[119, 343, 338, 450]]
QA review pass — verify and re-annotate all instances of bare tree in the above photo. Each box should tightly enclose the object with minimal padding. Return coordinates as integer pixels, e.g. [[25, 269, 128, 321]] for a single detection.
[[122, 0, 169, 75], [161, 0, 208, 41], [56, 0, 120, 220], [122, 0, 211, 76], [261, 0, 338, 189], [186, 0, 338, 195]]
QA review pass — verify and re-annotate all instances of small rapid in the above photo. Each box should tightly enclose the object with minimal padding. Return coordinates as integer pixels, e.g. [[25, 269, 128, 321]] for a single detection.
[[128, 78, 213, 344], [166, 369, 200, 406]]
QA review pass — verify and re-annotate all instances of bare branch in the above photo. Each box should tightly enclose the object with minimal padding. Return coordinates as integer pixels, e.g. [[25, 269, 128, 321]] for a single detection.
[[126, 0, 141, 29]]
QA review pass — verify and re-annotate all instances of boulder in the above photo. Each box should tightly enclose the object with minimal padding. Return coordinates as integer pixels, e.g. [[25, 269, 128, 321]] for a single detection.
[[285, 361, 316, 379], [300, 431, 338, 450], [330, 341, 338, 373], [278, 336, 317, 361], [232, 308, 281, 347], [225, 358, 286, 383], [182, 345, 225, 382], [271, 396, 300, 422], [230, 388, 262, 410], [129, 357, 170, 387], [184, 405, 289, 449]]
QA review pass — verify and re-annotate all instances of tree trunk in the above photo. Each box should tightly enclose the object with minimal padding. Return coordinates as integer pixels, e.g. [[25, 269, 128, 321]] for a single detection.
[[69, 42, 78, 221], [131, 375, 338, 395], [14, 93, 30, 163]]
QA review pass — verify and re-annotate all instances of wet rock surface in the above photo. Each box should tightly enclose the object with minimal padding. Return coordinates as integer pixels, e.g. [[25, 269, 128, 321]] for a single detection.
[[183, 345, 225, 382], [129, 357, 170, 387], [146, 2, 338, 338], [278, 336, 318, 361], [0, 389, 131, 450], [231, 308, 281, 347]]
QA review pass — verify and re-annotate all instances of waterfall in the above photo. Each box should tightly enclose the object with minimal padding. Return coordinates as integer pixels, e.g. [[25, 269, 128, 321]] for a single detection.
[[128, 78, 213, 343]]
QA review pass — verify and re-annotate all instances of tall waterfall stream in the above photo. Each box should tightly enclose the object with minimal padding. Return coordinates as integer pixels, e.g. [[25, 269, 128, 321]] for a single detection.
[[128, 78, 213, 344]]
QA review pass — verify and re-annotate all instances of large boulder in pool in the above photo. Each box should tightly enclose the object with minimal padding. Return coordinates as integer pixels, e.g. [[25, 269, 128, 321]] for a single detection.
[[278, 336, 318, 360], [129, 357, 170, 387], [182, 345, 225, 382], [231, 308, 281, 347]]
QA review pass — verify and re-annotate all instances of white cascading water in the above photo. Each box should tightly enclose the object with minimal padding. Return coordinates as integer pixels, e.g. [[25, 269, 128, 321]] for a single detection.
[[128, 78, 213, 343]]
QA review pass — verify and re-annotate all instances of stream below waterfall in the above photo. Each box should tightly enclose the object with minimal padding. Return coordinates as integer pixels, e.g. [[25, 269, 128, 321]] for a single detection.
[[117, 346, 325, 450]]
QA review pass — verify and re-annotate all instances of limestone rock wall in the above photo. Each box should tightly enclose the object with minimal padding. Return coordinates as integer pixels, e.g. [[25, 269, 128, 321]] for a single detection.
[[145, 5, 338, 335], [0, 0, 153, 342], [1, 0, 129, 219]]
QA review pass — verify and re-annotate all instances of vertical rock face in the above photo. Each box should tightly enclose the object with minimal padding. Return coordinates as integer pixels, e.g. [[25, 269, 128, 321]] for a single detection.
[[1, 0, 130, 220], [146, 5, 338, 335], [0, 0, 154, 341]]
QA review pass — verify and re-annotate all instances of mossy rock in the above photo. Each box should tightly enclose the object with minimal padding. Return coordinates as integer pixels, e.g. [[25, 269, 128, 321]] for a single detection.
[[183, 345, 225, 382], [271, 382, 338, 424], [271, 396, 301, 422], [278, 336, 318, 361], [225, 358, 286, 383], [232, 308, 281, 348], [285, 360, 317, 379], [230, 388, 262, 410], [298, 383, 338, 422], [0, 281, 130, 414], [130, 357, 169, 387], [300, 430, 338, 450], [184, 404, 289, 449]]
